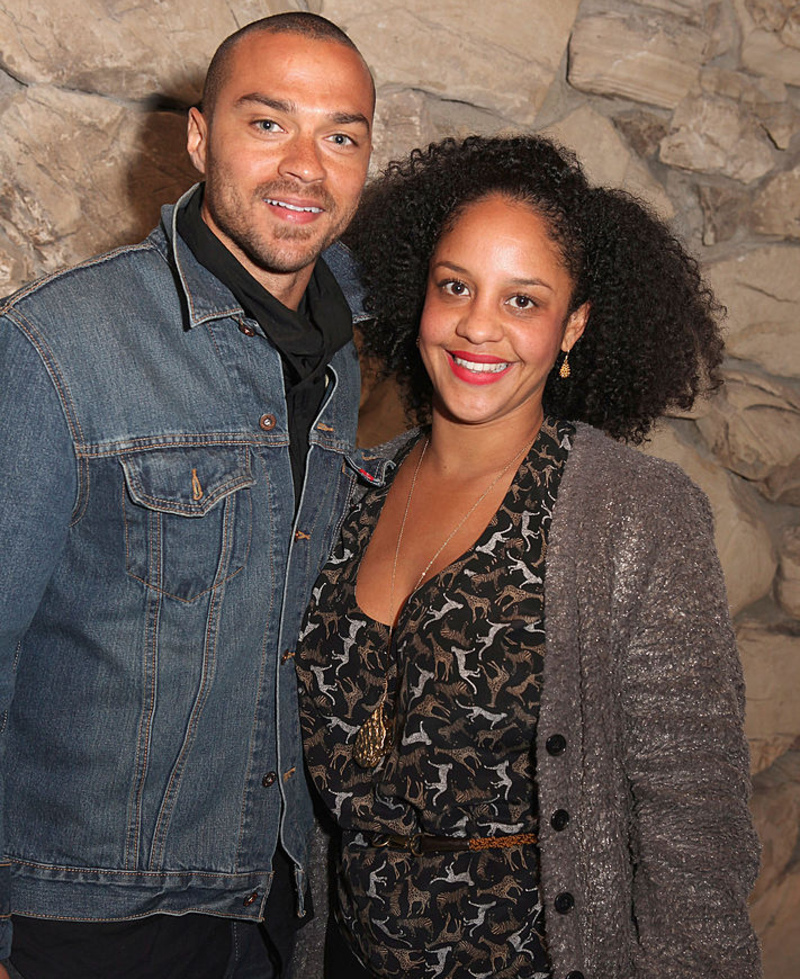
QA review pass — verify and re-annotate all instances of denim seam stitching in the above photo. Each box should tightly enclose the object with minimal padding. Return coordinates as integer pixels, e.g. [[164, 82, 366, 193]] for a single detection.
[[78, 435, 291, 457], [149, 504, 233, 866], [5, 310, 89, 525], [234, 455, 276, 871]]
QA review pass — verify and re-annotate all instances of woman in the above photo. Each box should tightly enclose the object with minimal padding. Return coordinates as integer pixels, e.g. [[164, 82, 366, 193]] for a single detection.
[[295, 135, 761, 979]]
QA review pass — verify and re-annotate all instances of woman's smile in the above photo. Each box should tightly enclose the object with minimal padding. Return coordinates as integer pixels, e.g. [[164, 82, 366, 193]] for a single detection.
[[448, 350, 513, 383]]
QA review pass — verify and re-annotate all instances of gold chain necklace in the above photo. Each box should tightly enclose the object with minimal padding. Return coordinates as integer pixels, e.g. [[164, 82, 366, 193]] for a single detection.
[[352, 430, 538, 768]]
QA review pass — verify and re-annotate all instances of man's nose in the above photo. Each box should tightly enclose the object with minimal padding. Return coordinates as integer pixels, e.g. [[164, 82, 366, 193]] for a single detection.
[[277, 134, 325, 183]]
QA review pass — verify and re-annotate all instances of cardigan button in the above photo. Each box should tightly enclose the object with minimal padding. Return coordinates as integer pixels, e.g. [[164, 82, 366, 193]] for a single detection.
[[565, 972, 585, 979], [546, 733, 567, 756], [551, 809, 570, 831], [554, 892, 575, 914]]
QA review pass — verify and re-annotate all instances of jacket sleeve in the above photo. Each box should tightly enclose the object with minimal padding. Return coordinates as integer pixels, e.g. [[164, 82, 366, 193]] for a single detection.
[[0, 314, 78, 958], [619, 479, 762, 978]]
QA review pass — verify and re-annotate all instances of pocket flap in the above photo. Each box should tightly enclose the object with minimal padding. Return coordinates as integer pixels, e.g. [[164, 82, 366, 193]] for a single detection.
[[121, 446, 255, 517]]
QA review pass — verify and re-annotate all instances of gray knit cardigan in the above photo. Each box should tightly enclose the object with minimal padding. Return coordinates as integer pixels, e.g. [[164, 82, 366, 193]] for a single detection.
[[294, 422, 762, 979]]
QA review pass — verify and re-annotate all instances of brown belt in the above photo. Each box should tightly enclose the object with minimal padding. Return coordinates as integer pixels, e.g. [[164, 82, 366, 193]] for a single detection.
[[366, 831, 538, 856]]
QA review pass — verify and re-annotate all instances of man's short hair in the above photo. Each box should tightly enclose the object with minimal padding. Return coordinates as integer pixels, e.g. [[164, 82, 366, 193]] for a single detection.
[[200, 12, 373, 116]]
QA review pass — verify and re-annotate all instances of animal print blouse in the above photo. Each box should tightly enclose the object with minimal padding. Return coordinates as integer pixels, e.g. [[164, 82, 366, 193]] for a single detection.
[[296, 417, 574, 978]]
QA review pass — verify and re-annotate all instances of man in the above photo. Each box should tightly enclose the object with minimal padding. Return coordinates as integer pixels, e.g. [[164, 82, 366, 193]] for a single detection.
[[0, 13, 382, 978]]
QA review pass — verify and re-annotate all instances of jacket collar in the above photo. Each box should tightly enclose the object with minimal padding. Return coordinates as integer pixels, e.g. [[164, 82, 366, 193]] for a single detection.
[[157, 184, 368, 331]]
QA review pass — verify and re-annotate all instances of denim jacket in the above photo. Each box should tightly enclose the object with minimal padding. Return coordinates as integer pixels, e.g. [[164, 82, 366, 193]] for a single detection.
[[0, 188, 391, 958]]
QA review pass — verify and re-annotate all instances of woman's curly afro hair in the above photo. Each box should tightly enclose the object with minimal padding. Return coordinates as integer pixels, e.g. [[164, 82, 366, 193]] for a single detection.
[[347, 134, 724, 444]]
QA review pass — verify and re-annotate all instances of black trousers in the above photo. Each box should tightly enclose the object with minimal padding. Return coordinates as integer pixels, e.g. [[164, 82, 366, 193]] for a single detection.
[[324, 918, 374, 979], [9, 847, 304, 979]]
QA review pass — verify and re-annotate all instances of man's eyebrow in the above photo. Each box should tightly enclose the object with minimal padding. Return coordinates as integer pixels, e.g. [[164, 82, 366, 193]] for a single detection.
[[234, 94, 371, 131], [330, 112, 371, 131], [235, 94, 295, 112]]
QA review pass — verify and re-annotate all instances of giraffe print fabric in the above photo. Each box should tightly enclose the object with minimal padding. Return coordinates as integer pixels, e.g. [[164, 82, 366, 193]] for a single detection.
[[296, 418, 574, 978]]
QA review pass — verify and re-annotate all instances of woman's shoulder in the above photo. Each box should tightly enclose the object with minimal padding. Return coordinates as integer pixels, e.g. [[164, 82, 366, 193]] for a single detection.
[[563, 422, 713, 530], [569, 422, 704, 494]]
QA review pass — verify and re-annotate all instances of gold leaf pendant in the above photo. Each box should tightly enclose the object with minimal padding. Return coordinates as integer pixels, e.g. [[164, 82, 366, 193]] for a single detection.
[[353, 696, 392, 768]]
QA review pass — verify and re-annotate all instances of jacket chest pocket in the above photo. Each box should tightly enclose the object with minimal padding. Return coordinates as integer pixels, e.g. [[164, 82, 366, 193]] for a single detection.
[[120, 446, 255, 603]]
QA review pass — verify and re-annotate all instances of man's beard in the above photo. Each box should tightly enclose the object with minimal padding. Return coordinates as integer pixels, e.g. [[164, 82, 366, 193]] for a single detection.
[[205, 176, 354, 275]]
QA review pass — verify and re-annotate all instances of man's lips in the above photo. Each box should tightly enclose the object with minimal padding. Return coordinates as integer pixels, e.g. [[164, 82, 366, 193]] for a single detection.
[[263, 196, 327, 226], [448, 350, 512, 384], [264, 197, 324, 214]]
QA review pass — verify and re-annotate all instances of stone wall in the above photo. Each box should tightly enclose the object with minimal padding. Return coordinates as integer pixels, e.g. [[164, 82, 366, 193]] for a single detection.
[[1, 0, 799, 974]]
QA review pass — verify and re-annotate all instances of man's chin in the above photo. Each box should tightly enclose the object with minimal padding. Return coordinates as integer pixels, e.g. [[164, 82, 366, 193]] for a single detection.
[[248, 232, 341, 275]]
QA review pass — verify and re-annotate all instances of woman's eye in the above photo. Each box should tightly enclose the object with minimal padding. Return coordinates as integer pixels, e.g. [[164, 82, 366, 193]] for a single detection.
[[508, 294, 536, 310], [441, 279, 469, 297]]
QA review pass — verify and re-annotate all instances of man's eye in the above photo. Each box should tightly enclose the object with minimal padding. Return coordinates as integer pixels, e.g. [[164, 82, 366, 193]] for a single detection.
[[328, 133, 355, 146], [255, 119, 281, 133]]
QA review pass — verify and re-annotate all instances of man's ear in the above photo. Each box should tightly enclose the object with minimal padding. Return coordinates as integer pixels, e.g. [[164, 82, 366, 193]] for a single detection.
[[187, 107, 208, 176]]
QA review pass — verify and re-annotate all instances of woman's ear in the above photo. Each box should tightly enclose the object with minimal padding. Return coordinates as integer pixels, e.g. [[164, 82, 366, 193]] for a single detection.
[[561, 301, 590, 353]]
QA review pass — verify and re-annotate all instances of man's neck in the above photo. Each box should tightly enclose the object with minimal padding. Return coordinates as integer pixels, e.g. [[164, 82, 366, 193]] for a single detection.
[[257, 265, 314, 311]]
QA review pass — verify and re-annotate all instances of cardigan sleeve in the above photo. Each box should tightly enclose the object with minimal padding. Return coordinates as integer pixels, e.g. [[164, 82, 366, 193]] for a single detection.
[[618, 478, 762, 979]]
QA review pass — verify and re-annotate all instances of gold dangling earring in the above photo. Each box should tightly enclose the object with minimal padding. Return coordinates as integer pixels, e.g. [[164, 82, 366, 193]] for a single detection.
[[559, 350, 571, 379]]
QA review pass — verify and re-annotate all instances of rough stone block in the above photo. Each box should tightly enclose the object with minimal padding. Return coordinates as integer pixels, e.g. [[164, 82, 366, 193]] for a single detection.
[[697, 184, 750, 245], [695, 372, 800, 482], [704, 245, 800, 380], [736, 0, 800, 85], [776, 527, 800, 618], [0, 86, 196, 293], [567, 11, 706, 109], [738, 622, 800, 743], [330, 0, 581, 125], [0, 0, 272, 103], [750, 747, 800, 894], [659, 93, 775, 183], [751, 166, 800, 239]]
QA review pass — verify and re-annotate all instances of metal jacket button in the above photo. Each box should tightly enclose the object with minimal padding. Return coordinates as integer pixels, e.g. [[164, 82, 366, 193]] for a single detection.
[[554, 892, 575, 914], [243, 891, 259, 907], [239, 323, 256, 336], [551, 809, 570, 831], [261, 772, 277, 787], [546, 733, 567, 755], [259, 414, 276, 431]]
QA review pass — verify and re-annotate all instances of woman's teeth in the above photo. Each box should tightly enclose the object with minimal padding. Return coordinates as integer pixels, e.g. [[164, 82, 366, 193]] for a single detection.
[[452, 355, 508, 373]]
